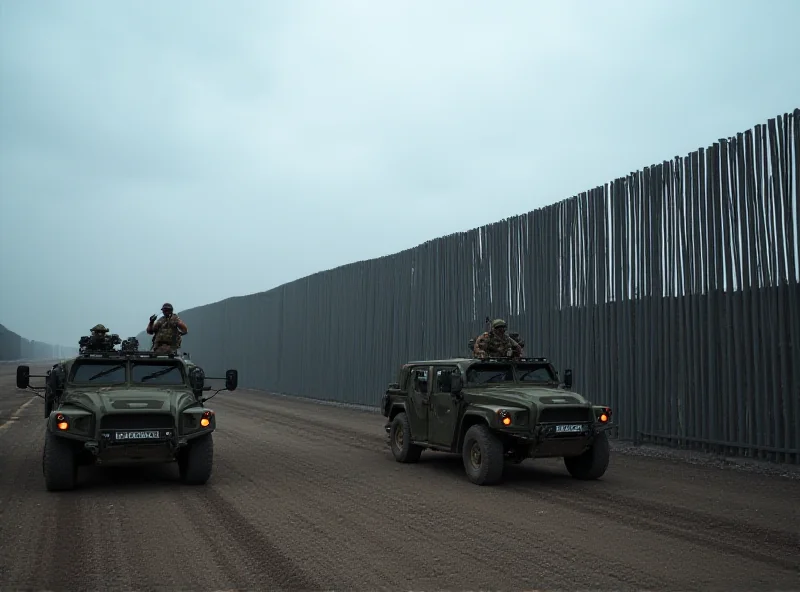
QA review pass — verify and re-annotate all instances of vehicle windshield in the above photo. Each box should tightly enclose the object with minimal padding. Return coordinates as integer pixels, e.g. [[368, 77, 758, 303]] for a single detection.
[[70, 362, 127, 384], [515, 363, 558, 383], [465, 362, 558, 385], [131, 363, 185, 385], [466, 363, 514, 384]]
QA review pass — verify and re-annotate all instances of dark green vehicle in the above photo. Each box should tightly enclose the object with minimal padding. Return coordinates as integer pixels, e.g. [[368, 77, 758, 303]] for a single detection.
[[15, 334, 238, 491], [381, 356, 614, 485]]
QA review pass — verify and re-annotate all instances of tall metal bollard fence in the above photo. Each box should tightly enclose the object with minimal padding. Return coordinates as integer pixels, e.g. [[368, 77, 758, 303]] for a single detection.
[[137, 108, 800, 464]]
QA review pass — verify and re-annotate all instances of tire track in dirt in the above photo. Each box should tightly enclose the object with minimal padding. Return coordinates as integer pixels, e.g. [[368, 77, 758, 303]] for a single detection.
[[505, 478, 800, 573], [216, 391, 800, 590], [214, 402, 676, 591], [218, 396, 385, 453], [180, 485, 322, 591], [229, 393, 800, 565]]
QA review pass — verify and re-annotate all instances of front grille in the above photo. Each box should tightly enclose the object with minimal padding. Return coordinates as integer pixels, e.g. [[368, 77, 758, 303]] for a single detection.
[[537, 406, 592, 424], [100, 413, 174, 431]]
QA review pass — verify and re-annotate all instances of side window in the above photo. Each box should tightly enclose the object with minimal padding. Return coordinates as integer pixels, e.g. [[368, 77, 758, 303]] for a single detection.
[[435, 366, 458, 392], [413, 368, 428, 394]]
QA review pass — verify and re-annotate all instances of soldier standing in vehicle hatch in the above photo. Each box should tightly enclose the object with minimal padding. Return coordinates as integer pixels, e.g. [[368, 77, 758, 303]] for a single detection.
[[473, 319, 523, 360], [146, 302, 188, 354]]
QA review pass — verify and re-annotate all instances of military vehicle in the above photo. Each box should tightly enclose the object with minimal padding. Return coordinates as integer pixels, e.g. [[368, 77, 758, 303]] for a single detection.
[[16, 333, 238, 492], [380, 355, 613, 485]]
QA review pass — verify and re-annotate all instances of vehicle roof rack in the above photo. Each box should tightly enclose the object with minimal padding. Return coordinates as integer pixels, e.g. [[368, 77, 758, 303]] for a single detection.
[[78, 350, 184, 360], [474, 357, 550, 363]]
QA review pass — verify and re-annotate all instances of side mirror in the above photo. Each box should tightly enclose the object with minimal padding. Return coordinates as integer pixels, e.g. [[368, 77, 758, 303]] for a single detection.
[[563, 368, 573, 389], [189, 367, 206, 391], [225, 369, 238, 391], [16, 365, 30, 390]]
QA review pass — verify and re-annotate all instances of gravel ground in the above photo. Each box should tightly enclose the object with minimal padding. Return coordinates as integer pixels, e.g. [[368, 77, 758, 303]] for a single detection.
[[1, 363, 798, 591]]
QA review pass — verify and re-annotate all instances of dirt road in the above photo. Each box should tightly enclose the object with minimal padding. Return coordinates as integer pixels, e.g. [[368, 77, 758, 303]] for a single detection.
[[0, 363, 798, 591]]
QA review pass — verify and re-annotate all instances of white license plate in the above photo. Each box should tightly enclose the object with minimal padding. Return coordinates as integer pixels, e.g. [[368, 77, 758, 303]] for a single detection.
[[115, 430, 161, 440], [555, 424, 584, 433]]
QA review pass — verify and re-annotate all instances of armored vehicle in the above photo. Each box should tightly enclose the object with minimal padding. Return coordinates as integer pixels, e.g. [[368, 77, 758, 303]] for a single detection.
[[380, 356, 613, 485], [16, 334, 238, 491]]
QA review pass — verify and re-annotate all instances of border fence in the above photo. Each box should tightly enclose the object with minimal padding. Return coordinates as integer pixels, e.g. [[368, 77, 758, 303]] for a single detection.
[[137, 108, 799, 464]]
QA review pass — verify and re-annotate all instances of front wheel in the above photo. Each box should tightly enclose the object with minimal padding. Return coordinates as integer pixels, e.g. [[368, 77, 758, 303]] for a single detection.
[[564, 430, 610, 480], [179, 433, 214, 485], [461, 424, 504, 485], [42, 430, 78, 491], [389, 412, 423, 463]]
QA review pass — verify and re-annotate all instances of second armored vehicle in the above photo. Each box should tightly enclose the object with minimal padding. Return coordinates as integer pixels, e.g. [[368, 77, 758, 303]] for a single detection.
[[381, 356, 613, 485]]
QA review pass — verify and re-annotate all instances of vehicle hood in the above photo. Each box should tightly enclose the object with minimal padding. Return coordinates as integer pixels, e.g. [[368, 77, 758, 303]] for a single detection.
[[464, 385, 591, 407], [63, 387, 198, 414]]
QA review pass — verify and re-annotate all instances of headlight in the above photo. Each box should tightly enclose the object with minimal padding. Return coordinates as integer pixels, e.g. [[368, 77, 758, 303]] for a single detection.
[[56, 413, 69, 431], [53, 412, 91, 433], [596, 406, 612, 423], [182, 409, 215, 432]]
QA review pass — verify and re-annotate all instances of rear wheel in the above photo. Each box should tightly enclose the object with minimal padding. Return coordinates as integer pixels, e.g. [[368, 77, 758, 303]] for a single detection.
[[461, 424, 504, 485], [389, 412, 423, 463], [42, 430, 78, 491], [179, 433, 214, 485], [564, 430, 610, 480]]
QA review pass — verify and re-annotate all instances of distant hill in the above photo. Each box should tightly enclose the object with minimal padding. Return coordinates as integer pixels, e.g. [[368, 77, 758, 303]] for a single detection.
[[0, 323, 79, 361]]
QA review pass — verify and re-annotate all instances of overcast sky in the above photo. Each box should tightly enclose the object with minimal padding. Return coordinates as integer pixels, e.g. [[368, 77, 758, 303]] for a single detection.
[[1, 0, 798, 347]]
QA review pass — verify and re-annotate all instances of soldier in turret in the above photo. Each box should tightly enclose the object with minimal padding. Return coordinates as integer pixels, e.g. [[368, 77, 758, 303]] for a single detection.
[[90, 324, 109, 339], [80, 324, 120, 353], [473, 319, 523, 360], [146, 302, 188, 354]]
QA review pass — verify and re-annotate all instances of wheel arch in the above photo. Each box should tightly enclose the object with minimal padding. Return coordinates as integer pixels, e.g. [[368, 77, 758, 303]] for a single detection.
[[388, 403, 407, 423], [456, 411, 491, 452]]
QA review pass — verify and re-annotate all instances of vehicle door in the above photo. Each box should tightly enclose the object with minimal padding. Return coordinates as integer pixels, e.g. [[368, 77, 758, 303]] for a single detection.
[[406, 365, 431, 441], [428, 365, 460, 448]]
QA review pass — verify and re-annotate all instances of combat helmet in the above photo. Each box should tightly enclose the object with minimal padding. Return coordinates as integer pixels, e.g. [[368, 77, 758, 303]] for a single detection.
[[90, 324, 109, 333]]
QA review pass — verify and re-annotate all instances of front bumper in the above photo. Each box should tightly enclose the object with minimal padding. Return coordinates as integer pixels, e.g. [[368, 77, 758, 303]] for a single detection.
[[84, 426, 211, 456], [50, 409, 215, 455]]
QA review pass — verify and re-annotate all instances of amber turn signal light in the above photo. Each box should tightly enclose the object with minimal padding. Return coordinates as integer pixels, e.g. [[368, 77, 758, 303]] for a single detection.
[[200, 417, 210, 427], [57, 421, 69, 430], [599, 413, 608, 423]]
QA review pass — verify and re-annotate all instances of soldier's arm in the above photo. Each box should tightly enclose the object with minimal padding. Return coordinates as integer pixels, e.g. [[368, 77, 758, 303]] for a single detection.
[[473, 334, 488, 358], [510, 337, 523, 357], [146, 318, 161, 335], [173, 316, 188, 334]]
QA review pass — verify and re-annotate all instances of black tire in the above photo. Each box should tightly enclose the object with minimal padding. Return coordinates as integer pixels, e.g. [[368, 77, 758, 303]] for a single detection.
[[389, 412, 423, 463], [42, 430, 78, 491], [179, 433, 214, 485], [461, 424, 504, 485], [564, 430, 610, 480]]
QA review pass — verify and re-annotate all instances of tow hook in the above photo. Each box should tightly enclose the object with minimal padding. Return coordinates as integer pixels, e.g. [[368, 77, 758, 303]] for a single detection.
[[384, 423, 391, 434]]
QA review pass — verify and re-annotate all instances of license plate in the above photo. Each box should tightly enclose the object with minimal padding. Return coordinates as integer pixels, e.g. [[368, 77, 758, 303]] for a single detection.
[[114, 430, 162, 440], [555, 424, 584, 433]]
